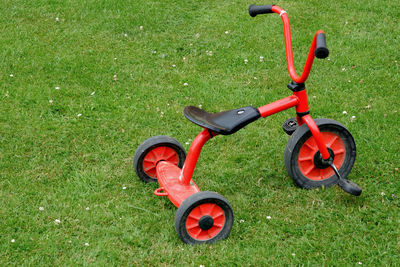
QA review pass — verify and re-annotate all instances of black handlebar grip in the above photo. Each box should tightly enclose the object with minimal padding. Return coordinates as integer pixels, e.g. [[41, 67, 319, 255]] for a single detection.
[[248, 4, 273, 17], [315, 33, 329, 59]]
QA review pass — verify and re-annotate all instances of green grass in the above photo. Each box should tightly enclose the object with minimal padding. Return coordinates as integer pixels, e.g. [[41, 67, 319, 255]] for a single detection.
[[1, 0, 399, 265]]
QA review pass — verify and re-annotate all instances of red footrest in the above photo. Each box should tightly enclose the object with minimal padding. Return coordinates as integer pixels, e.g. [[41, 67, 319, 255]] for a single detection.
[[156, 161, 200, 207]]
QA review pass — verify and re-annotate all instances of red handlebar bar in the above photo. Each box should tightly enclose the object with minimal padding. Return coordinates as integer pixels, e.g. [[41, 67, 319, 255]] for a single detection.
[[270, 5, 327, 83]]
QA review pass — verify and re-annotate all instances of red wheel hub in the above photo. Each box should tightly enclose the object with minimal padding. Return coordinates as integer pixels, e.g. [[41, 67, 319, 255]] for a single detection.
[[298, 132, 345, 181], [142, 146, 179, 178], [185, 203, 226, 240]]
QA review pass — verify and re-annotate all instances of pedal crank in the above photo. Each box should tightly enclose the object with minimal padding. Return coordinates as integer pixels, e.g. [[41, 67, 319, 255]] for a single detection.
[[329, 162, 362, 196]]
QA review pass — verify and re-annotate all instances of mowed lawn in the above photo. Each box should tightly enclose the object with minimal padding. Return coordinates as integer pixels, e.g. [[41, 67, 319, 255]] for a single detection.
[[1, 0, 399, 265]]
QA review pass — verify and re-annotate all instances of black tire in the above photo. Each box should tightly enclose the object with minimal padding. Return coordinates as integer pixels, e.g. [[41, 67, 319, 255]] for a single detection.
[[284, 118, 356, 189], [133, 136, 186, 183], [175, 191, 234, 245]]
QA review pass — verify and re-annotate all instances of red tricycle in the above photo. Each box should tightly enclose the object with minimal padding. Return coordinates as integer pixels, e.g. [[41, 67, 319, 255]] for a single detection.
[[133, 4, 362, 244]]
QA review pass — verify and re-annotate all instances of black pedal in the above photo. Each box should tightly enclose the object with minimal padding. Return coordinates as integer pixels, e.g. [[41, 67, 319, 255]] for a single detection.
[[282, 118, 298, 135], [329, 162, 362, 196], [338, 179, 362, 196]]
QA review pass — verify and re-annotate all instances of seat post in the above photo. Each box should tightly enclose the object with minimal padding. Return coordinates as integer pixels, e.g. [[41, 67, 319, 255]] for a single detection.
[[179, 129, 213, 185]]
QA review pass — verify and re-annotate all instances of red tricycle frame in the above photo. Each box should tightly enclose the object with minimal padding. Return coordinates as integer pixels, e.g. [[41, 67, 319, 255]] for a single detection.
[[155, 5, 330, 207]]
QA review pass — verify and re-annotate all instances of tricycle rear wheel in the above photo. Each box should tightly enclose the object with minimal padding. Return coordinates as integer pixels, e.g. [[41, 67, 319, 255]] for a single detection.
[[175, 191, 234, 245], [133, 136, 186, 183]]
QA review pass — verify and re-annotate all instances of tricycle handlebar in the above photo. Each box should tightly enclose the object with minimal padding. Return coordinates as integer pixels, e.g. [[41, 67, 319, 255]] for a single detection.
[[248, 4, 273, 17], [315, 32, 329, 59], [249, 4, 329, 83]]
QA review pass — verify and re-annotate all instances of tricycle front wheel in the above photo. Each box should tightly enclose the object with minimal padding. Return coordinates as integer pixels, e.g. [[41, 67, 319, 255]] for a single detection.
[[284, 118, 356, 189]]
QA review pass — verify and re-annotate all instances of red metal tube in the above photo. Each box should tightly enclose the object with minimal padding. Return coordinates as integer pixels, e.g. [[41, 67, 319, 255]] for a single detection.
[[258, 95, 299, 118], [301, 115, 330, 159], [271, 6, 324, 83], [293, 89, 309, 113], [180, 129, 213, 184]]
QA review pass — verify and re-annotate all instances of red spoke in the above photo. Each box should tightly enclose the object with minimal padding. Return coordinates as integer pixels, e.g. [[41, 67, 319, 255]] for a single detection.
[[188, 213, 200, 221], [213, 223, 223, 228], [144, 166, 155, 172], [160, 146, 167, 158], [207, 225, 223, 238], [212, 212, 224, 220], [186, 223, 199, 230], [304, 164, 315, 175], [199, 204, 206, 215], [304, 142, 316, 151], [143, 158, 155, 163], [335, 149, 345, 155], [191, 206, 203, 218], [204, 204, 215, 215], [150, 149, 158, 162], [327, 135, 338, 147], [193, 228, 202, 239], [207, 231, 212, 238], [164, 152, 177, 161], [209, 204, 218, 216], [319, 169, 324, 180], [299, 156, 313, 162]]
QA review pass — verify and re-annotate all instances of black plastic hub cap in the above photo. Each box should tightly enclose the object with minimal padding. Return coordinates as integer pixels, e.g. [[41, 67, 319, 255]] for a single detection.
[[313, 148, 335, 169], [198, 215, 214, 230]]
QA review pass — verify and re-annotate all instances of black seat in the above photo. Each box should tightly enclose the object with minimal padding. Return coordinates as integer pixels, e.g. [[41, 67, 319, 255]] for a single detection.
[[184, 106, 261, 135]]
